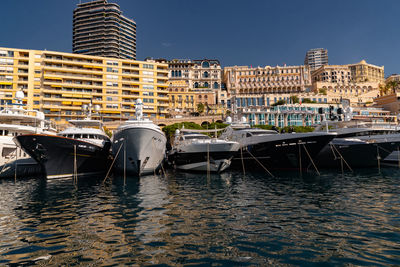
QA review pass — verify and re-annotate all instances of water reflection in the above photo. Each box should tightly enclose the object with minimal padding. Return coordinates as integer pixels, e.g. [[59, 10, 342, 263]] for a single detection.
[[0, 169, 398, 265]]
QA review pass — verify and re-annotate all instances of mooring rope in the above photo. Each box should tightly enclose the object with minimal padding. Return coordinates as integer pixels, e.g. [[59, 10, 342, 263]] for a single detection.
[[330, 144, 353, 172], [301, 144, 320, 176], [240, 145, 246, 175], [103, 142, 123, 183], [246, 149, 274, 177]]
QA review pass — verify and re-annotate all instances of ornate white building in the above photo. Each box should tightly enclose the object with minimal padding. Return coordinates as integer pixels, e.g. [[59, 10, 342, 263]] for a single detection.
[[224, 65, 312, 107], [165, 59, 226, 106]]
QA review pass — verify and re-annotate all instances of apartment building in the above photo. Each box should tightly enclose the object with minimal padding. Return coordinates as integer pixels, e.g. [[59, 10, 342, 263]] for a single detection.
[[0, 47, 168, 123], [304, 48, 328, 71], [73, 0, 136, 59]]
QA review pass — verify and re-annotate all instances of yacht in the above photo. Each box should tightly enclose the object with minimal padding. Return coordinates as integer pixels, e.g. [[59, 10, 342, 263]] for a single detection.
[[168, 129, 240, 173], [15, 104, 111, 179], [314, 121, 400, 169], [0, 91, 56, 166], [220, 117, 336, 172], [112, 99, 166, 176]]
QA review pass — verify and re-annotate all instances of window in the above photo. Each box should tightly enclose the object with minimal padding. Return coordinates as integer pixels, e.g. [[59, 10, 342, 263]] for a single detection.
[[202, 61, 210, 68], [213, 82, 219, 89], [143, 85, 154, 90], [143, 78, 154, 83], [107, 61, 118, 66], [107, 67, 118, 73], [0, 58, 14, 65], [143, 71, 154, 76], [106, 74, 118, 79], [143, 64, 154, 69]]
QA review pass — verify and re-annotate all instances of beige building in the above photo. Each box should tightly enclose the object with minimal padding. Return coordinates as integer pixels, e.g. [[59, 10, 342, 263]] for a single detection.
[[311, 61, 384, 106], [312, 65, 351, 84], [224, 64, 312, 107], [167, 80, 196, 114], [348, 60, 384, 83], [374, 93, 400, 114], [386, 74, 400, 83], [162, 59, 227, 106], [224, 65, 312, 95], [0, 47, 169, 124]]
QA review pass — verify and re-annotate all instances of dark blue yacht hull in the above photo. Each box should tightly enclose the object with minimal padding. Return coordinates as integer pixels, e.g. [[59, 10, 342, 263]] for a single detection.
[[15, 134, 111, 179]]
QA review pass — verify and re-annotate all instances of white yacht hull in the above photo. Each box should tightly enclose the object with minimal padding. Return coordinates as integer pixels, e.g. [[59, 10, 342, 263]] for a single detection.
[[0, 137, 29, 166], [113, 127, 166, 176], [169, 139, 240, 173]]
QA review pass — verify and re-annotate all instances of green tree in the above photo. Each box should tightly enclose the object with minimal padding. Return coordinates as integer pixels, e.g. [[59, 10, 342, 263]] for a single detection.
[[162, 122, 204, 141], [271, 100, 286, 106], [252, 124, 280, 131], [302, 98, 316, 104], [386, 81, 399, 94], [197, 103, 205, 114], [281, 126, 314, 133], [290, 95, 299, 104], [318, 88, 327, 95]]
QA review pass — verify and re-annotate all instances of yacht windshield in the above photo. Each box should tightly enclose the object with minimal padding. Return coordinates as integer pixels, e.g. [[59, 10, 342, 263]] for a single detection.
[[184, 135, 210, 140], [250, 131, 277, 136]]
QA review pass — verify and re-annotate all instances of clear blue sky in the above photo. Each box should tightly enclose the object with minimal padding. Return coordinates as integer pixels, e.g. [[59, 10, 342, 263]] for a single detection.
[[2, 0, 399, 76]]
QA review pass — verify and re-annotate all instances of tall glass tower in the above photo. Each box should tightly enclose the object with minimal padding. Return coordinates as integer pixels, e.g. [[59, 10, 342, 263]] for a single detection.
[[73, 0, 136, 59]]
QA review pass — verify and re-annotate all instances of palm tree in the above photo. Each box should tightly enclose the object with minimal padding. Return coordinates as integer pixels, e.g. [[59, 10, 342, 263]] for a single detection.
[[378, 83, 387, 96], [386, 80, 399, 94]]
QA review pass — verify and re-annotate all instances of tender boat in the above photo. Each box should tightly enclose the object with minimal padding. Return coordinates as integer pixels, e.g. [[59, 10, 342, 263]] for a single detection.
[[15, 104, 111, 179], [112, 99, 166, 176], [168, 129, 240, 173]]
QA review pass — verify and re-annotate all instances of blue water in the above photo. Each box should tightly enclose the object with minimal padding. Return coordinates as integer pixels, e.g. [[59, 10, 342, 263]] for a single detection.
[[0, 169, 399, 266]]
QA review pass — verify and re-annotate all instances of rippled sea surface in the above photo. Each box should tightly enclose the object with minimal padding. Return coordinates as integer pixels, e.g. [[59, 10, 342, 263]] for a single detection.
[[0, 169, 399, 266]]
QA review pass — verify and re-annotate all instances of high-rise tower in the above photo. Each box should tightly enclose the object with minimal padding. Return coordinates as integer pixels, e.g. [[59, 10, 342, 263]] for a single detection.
[[73, 0, 136, 59], [304, 48, 328, 71]]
